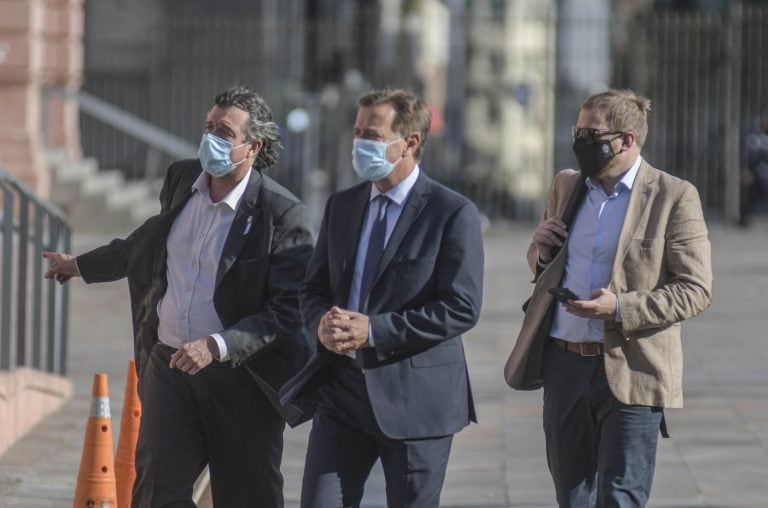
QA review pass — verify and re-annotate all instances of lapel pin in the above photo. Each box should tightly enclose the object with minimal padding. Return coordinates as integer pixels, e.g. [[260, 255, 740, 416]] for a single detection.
[[243, 215, 253, 235]]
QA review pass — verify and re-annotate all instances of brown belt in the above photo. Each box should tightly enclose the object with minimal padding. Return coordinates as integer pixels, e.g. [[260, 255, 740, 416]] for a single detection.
[[550, 337, 604, 357]]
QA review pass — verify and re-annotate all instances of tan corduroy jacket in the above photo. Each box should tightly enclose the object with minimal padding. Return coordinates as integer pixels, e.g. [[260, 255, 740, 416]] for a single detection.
[[522, 162, 712, 408]]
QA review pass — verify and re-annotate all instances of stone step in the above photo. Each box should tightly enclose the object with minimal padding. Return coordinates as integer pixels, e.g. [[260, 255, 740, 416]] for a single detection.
[[44, 149, 68, 168], [129, 197, 161, 225], [46, 151, 161, 235], [49, 158, 98, 206], [79, 168, 124, 196], [105, 180, 150, 208], [54, 158, 98, 183]]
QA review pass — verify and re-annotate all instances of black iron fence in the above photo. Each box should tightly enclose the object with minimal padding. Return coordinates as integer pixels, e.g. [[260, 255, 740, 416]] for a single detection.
[[77, 1, 768, 223], [0, 169, 71, 375]]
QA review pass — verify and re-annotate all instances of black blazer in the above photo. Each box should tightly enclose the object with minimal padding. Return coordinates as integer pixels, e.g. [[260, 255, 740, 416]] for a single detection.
[[76, 159, 314, 426], [282, 171, 484, 438]]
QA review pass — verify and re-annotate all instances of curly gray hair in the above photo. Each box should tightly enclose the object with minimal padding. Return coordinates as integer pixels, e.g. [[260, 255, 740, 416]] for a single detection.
[[213, 86, 282, 169]]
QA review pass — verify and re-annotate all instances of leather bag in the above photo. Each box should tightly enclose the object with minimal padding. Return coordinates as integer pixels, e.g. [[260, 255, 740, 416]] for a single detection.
[[504, 175, 586, 390]]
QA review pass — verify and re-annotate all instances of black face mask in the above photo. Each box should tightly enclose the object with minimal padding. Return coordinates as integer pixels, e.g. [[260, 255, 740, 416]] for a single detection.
[[572, 137, 618, 178]]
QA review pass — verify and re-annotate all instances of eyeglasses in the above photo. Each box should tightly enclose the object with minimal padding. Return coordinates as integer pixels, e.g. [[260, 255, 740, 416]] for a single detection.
[[571, 127, 624, 143]]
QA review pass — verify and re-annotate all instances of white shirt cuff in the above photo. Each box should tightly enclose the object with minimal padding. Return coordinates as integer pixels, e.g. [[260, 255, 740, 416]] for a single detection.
[[210, 333, 229, 361], [367, 323, 375, 347]]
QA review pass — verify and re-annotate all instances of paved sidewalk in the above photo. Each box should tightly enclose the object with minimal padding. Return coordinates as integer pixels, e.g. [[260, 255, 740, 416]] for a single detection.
[[0, 222, 766, 507]]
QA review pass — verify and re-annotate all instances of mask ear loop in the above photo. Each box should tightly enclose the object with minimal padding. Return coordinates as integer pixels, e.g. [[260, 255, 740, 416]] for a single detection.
[[607, 133, 624, 156], [383, 137, 405, 169], [388, 154, 404, 171], [396, 134, 417, 163], [231, 140, 260, 168]]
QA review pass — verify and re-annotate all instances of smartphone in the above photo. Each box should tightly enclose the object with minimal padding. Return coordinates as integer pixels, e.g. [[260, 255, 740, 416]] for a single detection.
[[548, 287, 579, 303]]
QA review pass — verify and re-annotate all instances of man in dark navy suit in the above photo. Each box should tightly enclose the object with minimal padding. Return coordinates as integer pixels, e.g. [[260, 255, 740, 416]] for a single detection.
[[286, 89, 484, 507]]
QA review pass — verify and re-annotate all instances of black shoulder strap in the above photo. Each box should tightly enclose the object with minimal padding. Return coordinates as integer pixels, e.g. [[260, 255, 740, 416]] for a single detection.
[[561, 174, 588, 229], [546, 174, 587, 261], [525, 174, 588, 297]]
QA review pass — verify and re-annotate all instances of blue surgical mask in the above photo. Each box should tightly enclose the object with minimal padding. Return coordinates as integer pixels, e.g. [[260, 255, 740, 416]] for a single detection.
[[351, 138, 402, 181], [198, 133, 250, 177]]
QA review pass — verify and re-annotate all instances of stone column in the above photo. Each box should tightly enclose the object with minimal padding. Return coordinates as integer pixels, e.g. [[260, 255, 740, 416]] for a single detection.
[[42, 0, 84, 162], [0, 0, 49, 196]]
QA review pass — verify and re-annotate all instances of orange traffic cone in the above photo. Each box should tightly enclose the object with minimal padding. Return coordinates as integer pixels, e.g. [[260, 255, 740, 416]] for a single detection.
[[73, 373, 117, 508], [115, 360, 142, 508]]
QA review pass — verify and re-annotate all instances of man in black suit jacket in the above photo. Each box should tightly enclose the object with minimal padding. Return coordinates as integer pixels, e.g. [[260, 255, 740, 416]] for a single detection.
[[43, 86, 313, 507], [283, 89, 484, 507]]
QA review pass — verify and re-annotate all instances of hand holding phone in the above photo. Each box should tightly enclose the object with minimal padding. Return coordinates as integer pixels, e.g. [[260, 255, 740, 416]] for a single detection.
[[548, 287, 579, 303]]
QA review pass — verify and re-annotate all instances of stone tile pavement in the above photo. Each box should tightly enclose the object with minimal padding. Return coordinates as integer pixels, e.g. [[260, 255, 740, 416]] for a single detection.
[[0, 221, 766, 507]]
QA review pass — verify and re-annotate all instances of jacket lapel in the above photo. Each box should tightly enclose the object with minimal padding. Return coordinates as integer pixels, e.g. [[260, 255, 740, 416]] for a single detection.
[[612, 161, 656, 277], [372, 172, 430, 286], [337, 184, 372, 304], [215, 170, 264, 289], [168, 163, 201, 210]]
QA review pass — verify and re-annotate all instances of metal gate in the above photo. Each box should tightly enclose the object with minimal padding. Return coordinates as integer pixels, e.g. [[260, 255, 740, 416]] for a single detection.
[[623, 2, 768, 222]]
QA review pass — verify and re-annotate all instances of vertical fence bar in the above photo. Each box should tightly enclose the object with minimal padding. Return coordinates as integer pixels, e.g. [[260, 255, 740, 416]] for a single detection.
[[1, 184, 14, 370], [16, 193, 29, 366], [46, 215, 60, 373], [699, 14, 713, 208], [723, 1, 743, 223], [59, 223, 71, 375], [32, 205, 44, 369]]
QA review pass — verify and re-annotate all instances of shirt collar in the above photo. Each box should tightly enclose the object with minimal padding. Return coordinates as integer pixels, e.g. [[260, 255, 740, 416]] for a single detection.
[[369, 165, 420, 205], [192, 168, 252, 210], [586, 155, 642, 194]]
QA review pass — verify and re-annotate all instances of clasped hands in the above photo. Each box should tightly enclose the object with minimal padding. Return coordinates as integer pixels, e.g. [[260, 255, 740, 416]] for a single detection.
[[318, 306, 370, 355]]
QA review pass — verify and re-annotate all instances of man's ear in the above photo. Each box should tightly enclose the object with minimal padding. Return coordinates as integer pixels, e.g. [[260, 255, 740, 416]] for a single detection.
[[622, 132, 636, 151], [249, 139, 264, 157], [405, 132, 421, 156]]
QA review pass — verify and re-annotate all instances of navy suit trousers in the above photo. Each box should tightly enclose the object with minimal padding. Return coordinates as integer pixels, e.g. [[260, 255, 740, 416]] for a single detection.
[[301, 357, 453, 508]]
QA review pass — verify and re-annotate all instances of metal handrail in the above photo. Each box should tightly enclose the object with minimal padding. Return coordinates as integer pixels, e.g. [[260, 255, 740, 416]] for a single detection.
[[0, 168, 71, 375], [47, 87, 198, 161]]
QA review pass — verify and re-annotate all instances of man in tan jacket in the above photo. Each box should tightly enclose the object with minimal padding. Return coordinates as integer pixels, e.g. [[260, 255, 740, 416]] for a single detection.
[[526, 90, 712, 507]]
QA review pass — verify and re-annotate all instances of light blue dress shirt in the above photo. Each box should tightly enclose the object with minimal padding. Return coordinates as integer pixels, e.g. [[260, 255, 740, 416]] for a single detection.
[[550, 156, 642, 343], [346, 166, 420, 348]]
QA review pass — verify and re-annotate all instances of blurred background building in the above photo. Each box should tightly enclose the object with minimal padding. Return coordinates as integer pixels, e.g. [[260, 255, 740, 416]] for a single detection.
[[65, 0, 768, 227]]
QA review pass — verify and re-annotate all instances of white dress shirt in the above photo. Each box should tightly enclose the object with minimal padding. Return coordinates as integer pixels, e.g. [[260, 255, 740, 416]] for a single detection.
[[550, 156, 641, 343], [156, 168, 252, 360]]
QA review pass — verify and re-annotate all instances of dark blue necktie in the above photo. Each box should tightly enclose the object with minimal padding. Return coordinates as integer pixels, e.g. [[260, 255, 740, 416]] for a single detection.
[[358, 195, 390, 312]]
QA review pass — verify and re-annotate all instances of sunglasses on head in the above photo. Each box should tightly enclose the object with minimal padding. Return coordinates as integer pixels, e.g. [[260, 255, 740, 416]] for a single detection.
[[571, 127, 624, 143]]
